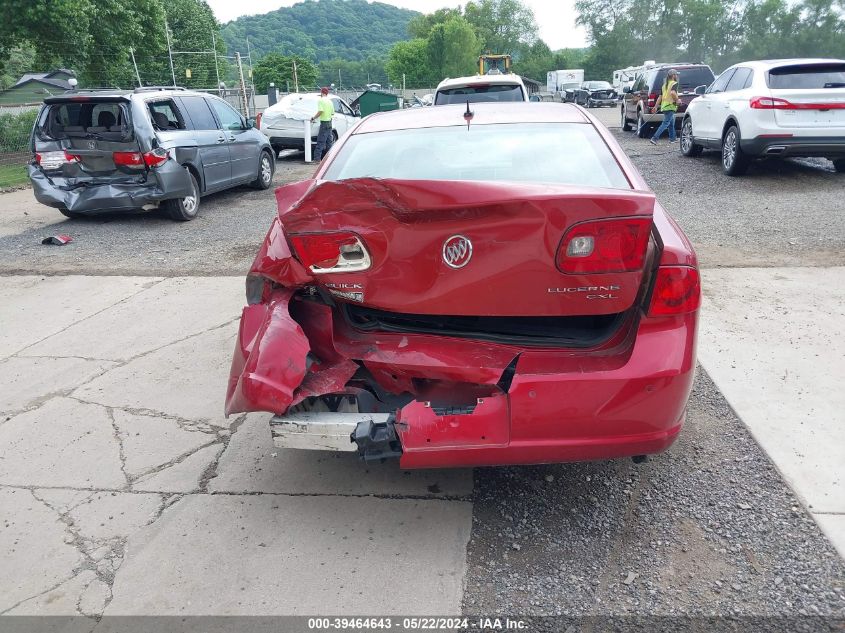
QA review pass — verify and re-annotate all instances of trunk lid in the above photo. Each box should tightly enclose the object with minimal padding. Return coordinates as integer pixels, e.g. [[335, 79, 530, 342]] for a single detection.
[[281, 178, 655, 317]]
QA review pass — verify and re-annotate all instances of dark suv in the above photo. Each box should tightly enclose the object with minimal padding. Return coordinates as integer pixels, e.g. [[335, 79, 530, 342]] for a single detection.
[[29, 87, 274, 221], [621, 64, 715, 138]]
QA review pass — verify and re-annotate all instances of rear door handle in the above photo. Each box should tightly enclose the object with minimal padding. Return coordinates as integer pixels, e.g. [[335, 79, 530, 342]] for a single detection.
[[216, 136, 226, 143], [228, 135, 236, 142]]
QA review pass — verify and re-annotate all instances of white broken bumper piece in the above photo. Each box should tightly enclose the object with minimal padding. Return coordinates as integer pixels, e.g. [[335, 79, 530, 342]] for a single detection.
[[270, 412, 392, 452]]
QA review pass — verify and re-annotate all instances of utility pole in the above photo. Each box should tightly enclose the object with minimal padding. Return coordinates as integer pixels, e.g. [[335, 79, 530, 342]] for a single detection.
[[338, 69, 342, 90], [235, 52, 249, 116], [164, 19, 177, 87], [130, 48, 142, 87], [293, 59, 299, 93], [211, 31, 221, 95], [246, 38, 257, 117]]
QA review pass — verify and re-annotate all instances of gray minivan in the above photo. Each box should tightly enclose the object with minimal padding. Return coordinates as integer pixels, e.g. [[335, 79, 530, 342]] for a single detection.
[[29, 87, 274, 221]]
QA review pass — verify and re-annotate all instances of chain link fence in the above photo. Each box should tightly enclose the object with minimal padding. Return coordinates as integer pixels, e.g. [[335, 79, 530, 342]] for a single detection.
[[0, 104, 39, 189]]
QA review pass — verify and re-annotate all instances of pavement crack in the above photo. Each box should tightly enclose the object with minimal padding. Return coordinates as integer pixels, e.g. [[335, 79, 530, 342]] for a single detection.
[[105, 407, 131, 489], [198, 414, 247, 492], [130, 438, 224, 486], [11, 280, 166, 358]]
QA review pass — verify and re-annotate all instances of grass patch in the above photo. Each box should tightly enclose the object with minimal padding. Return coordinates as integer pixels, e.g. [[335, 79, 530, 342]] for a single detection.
[[0, 163, 28, 188]]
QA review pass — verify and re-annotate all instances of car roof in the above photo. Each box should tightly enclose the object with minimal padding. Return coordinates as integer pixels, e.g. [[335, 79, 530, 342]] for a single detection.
[[728, 58, 845, 70], [353, 102, 590, 134], [436, 74, 526, 90]]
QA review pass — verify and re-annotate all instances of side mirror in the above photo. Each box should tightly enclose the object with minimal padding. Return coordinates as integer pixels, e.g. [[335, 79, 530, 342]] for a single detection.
[[245, 117, 256, 129], [694, 85, 707, 95], [353, 107, 361, 117], [529, 94, 541, 102]]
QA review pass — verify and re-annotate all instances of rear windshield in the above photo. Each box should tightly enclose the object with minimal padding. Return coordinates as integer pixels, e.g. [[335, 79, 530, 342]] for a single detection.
[[435, 84, 524, 105], [585, 82, 612, 90], [322, 122, 630, 190], [768, 63, 845, 89], [35, 101, 132, 141], [656, 67, 715, 91]]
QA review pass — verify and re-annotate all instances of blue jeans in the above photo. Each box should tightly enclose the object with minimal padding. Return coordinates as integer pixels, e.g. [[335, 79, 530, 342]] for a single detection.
[[652, 110, 676, 141], [314, 121, 334, 160]]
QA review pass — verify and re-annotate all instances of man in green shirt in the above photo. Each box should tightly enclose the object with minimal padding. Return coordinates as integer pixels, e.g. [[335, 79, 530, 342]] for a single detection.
[[310, 87, 335, 161]]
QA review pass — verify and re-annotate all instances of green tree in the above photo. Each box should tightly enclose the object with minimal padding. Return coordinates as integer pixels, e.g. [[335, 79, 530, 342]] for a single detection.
[[427, 16, 481, 81], [253, 53, 318, 92], [407, 8, 464, 38], [386, 39, 436, 87], [160, 0, 227, 89], [464, 0, 539, 55]]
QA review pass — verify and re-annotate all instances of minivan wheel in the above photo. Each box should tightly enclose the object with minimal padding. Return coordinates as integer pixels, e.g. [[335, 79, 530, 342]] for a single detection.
[[251, 150, 274, 190], [833, 158, 845, 173], [636, 110, 649, 138], [165, 170, 200, 221], [621, 107, 632, 131], [680, 118, 703, 157], [721, 125, 751, 176]]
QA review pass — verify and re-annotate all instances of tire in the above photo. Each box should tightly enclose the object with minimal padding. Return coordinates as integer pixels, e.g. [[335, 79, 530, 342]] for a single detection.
[[636, 109, 649, 138], [833, 158, 845, 173], [331, 130, 339, 142], [680, 117, 703, 157], [58, 207, 83, 219], [621, 106, 632, 131], [721, 125, 751, 176], [164, 169, 200, 221], [250, 150, 274, 190], [586, 99, 594, 108]]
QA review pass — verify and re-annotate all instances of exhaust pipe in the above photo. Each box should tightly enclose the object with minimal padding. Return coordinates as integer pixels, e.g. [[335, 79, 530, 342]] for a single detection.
[[766, 146, 786, 155]]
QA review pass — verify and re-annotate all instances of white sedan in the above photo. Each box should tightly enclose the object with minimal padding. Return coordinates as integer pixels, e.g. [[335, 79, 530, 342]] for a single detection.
[[680, 58, 845, 175], [258, 93, 359, 155]]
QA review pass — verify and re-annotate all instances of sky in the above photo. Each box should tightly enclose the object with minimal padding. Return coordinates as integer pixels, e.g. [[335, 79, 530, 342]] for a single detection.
[[205, 0, 588, 49]]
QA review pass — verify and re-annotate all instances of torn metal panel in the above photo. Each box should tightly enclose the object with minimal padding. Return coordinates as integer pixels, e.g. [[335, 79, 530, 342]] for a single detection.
[[225, 290, 310, 416]]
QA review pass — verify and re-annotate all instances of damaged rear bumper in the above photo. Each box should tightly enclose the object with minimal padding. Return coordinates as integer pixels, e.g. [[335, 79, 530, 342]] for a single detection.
[[226, 288, 697, 469], [28, 162, 192, 213]]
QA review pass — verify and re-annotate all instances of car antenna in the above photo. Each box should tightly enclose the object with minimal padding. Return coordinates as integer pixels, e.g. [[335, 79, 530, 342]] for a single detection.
[[463, 100, 474, 130]]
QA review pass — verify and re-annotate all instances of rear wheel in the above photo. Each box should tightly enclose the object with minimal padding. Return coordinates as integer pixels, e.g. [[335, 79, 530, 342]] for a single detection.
[[680, 117, 703, 157], [164, 169, 200, 221], [721, 125, 751, 176], [251, 150, 274, 190], [833, 158, 845, 173], [621, 106, 632, 131], [636, 109, 649, 138]]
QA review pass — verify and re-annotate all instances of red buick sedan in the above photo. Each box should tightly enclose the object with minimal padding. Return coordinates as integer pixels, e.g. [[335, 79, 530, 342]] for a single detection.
[[225, 102, 700, 469]]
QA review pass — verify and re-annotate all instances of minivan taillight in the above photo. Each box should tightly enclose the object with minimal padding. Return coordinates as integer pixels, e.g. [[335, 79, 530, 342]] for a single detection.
[[647, 266, 700, 316], [113, 149, 169, 169], [35, 151, 79, 170], [557, 218, 652, 274], [289, 231, 371, 274]]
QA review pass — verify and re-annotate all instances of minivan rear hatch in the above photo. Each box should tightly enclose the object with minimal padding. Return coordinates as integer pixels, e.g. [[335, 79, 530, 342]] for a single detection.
[[33, 97, 145, 181]]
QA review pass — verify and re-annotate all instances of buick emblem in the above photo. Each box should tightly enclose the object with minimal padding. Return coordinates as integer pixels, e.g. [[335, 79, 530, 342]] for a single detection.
[[442, 235, 472, 269]]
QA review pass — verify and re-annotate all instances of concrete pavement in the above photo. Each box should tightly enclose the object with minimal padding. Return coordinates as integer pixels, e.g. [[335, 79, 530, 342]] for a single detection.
[[698, 267, 845, 558], [0, 275, 473, 616]]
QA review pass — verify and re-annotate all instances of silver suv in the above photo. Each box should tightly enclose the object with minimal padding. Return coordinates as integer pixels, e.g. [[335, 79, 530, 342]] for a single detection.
[[29, 87, 274, 221]]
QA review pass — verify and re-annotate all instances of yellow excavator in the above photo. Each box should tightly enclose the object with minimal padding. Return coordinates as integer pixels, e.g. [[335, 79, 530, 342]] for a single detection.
[[478, 54, 512, 75]]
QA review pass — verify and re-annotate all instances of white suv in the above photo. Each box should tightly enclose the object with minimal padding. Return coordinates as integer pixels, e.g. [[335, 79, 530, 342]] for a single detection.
[[680, 59, 845, 175], [434, 74, 528, 105]]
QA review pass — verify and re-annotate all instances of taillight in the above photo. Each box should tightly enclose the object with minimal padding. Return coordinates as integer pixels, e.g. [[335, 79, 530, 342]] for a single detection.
[[647, 92, 658, 107], [35, 151, 79, 170], [113, 149, 169, 169], [647, 266, 700, 316], [255, 112, 262, 129], [557, 218, 652, 274], [113, 151, 145, 167], [289, 232, 371, 274], [749, 96, 794, 110], [143, 147, 169, 168]]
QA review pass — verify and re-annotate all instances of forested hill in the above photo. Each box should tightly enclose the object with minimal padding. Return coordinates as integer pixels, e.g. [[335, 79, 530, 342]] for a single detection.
[[220, 0, 418, 62]]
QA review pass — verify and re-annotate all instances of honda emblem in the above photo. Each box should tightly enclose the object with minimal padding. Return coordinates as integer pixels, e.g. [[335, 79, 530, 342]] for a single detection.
[[442, 235, 473, 269]]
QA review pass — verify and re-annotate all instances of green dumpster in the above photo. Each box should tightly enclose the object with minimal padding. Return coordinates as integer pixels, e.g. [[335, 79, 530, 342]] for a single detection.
[[351, 90, 401, 117]]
